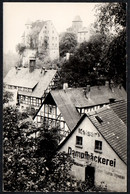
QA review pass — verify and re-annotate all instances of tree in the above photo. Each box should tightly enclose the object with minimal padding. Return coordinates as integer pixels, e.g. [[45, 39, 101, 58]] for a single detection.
[[16, 43, 26, 55], [102, 29, 126, 87], [3, 86, 13, 104], [3, 104, 78, 191], [94, 2, 126, 36], [93, 2, 126, 88], [37, 35, 49, 61], [86, 3, 127, 88], [57, 38, 103, 88], [59, 32, 78, 57]]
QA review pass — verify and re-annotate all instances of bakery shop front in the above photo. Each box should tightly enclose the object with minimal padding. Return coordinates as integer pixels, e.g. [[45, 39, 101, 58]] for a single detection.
[[58, 108, 127, 192]]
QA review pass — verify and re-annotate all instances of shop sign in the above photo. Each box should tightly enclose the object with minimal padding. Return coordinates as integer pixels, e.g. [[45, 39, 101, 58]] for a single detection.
[[78, 128, 100, 137], [68, 147, 116, 167]]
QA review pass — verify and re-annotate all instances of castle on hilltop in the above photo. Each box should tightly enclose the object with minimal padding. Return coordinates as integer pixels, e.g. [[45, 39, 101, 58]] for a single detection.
[[21, 19, 59, 62]]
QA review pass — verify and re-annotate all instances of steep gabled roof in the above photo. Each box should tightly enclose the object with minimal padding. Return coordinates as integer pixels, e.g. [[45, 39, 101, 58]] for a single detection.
[[109, 100, 127, 125], [50, 90, 81, 130], [4, 67, 57, 98], [58, 102, 127, 165], [41, 86, 126, 130], [88, 106, 127, 164], [49, 86, 126, 108], [84, 86, 126, 107], [4, 67, 39, 88]]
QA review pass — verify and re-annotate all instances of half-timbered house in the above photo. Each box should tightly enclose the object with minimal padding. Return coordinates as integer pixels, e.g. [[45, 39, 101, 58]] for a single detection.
[[33, 84, 126, 139], [4, 55, 57, 110]]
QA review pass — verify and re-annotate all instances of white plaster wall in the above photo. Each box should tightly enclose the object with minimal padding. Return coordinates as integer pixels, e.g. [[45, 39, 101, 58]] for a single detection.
[[60, 117, 127, 192], [38, 21, 59, 61]]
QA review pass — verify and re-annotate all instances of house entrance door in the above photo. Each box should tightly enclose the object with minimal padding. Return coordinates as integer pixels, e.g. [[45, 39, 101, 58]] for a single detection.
[[85, 166, 95, 187]]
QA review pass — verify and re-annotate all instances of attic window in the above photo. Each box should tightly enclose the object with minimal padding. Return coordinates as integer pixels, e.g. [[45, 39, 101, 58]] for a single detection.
[[95, 116, 103, 124]]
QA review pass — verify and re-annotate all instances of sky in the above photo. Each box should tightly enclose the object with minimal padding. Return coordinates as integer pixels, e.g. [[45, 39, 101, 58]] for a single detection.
[[3, 2, 100, 54]]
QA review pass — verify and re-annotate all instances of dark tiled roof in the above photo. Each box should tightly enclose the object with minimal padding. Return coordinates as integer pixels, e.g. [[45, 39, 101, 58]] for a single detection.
[[88, 106, 127, 164], [4, 67, 57, 98], [59, 102, 127, 164], [51, 90, 81, 131], [84, 86, 126, 107], [109, 100, 127, 125], [50, 86, 126, 108], [47, 86, 126, 131]]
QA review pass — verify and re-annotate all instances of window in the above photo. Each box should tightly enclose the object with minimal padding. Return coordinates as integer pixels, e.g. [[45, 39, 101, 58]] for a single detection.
[[95, 116, 103, 124], [76, 136, 83, 147], [95, 140, 102, 153]]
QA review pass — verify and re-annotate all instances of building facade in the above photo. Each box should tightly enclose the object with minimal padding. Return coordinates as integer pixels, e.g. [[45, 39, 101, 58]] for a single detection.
[[21, 20, 59, 61], [77, 27, 90, 43], [38, 20, 59, 60], [58, 103, 127, 192]]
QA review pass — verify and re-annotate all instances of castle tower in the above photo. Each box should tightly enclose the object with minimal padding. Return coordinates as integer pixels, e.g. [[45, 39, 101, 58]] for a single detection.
[[72, 15, 83, 34]]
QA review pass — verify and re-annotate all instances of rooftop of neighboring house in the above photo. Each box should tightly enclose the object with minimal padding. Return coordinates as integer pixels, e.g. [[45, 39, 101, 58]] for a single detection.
[[49, 85, 126, 108], [109, 100, 127, 125], [41, 85, 126, 131], [87, 103, 127, 164], [58, 100, 127, 165], [4, 67, 57, 98]]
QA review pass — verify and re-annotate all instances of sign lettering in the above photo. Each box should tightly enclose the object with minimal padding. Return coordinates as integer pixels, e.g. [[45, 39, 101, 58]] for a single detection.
[[68, 147, 116, 167], [78, 128, 100, 137]]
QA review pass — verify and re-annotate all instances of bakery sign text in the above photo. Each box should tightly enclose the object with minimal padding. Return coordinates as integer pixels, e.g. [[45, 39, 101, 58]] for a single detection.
[[68, 147, 116, 167]]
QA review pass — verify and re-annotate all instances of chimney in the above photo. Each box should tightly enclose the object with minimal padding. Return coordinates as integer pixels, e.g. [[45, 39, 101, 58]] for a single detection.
[[29, 55, 36, 73], [41, 67, 46, 75], [84, 85, 90, 99], [105, 81, 109, 87], [15, 66, 18, 74], [63, 83, 68, 90]]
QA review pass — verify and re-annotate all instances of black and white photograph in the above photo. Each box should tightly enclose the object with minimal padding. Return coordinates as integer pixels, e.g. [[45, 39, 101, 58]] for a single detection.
[[3, 2, 127, 192]]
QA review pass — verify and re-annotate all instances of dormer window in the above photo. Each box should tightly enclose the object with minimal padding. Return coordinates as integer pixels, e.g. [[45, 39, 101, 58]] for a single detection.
[[95, 116, 103, 124]]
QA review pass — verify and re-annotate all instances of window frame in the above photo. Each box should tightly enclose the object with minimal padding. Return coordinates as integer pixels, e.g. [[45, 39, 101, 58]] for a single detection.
[[94, 140, 102, 153], [75, 136, 83, 148]]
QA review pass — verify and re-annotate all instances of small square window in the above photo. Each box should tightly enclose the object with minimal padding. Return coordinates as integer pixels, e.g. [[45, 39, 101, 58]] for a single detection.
[[95, 140, 102, 153], [76, 136, 83, 148]]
